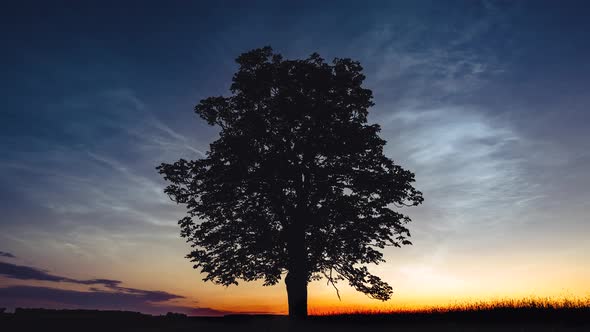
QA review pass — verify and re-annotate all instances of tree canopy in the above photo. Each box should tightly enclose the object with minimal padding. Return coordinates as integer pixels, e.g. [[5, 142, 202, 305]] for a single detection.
[[158, 46, 423, 317]]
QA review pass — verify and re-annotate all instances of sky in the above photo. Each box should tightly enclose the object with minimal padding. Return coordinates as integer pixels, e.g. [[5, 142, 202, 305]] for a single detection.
[[1, 0, 589, 315]]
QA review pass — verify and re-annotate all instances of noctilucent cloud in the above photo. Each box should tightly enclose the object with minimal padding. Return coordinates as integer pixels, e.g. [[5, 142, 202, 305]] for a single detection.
[[1, 0, 589, 314]]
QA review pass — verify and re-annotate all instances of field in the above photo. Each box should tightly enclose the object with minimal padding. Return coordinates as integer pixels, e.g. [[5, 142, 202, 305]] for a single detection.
[[2, 297, 589, 331]]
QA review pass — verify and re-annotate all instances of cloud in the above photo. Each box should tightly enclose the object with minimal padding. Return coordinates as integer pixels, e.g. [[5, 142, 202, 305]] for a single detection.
[[0, 261, 230, 315], [373, 105, 537, 262], [358, 23, 526, 217], [0, 88, 210, 287], [0, 261, 80, 283], [0, 251, 15, 258], [0, 261, 181, 301], [349, 2, 517, 113], [0, 89, 199, 233], [0, 286, 227, 316], [342, 6, 553, 272]]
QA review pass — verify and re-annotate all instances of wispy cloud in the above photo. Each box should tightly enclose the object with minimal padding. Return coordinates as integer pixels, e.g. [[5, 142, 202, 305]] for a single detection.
[[0, 251, 16, 258], [381, 107, 534, 225], [0, 89, 203, 284], [0, 261, 124, 287], [344, 5, 546, 272], [0, 260, 227, 315], [0, 286, 229, 316]]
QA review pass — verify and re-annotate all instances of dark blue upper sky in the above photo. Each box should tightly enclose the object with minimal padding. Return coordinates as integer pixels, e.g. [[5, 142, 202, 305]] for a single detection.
[[1, 0, 590, 314]]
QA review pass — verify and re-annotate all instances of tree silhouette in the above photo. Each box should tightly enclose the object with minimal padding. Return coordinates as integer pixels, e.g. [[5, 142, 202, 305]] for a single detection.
[[157, 47, 423, 319]]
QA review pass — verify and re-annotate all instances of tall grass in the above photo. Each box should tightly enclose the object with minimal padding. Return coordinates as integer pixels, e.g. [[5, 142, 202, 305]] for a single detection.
[[309, 295, 590, 316]]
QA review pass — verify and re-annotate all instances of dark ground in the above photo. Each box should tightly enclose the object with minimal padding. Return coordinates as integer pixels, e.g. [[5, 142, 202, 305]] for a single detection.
[[1, 308, 589, 331]]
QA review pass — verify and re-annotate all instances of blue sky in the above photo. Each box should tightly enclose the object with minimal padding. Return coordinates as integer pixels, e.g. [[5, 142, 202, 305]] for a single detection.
[[1, 0, 589, 314]]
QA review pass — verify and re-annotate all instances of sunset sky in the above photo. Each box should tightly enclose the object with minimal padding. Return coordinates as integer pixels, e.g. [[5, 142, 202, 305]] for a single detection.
[[1, 1, 589, 315]]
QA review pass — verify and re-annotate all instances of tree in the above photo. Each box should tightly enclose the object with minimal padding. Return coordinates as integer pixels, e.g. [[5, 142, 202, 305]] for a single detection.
[[157, 47, 423, 319]]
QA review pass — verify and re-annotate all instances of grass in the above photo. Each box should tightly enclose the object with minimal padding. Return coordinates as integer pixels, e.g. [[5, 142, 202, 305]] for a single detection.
[[310, 296, 590, 316], [3, 296, 589, 331]]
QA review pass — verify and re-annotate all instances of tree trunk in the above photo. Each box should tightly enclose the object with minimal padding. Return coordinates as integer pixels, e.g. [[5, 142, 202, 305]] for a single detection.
[[285, 217, 308, 319], [285, 270, 307, 319], [286, 169, 309, 319]]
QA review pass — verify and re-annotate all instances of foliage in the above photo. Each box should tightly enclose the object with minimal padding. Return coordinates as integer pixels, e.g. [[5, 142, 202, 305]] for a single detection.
[[158, 46, 423, 302]]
